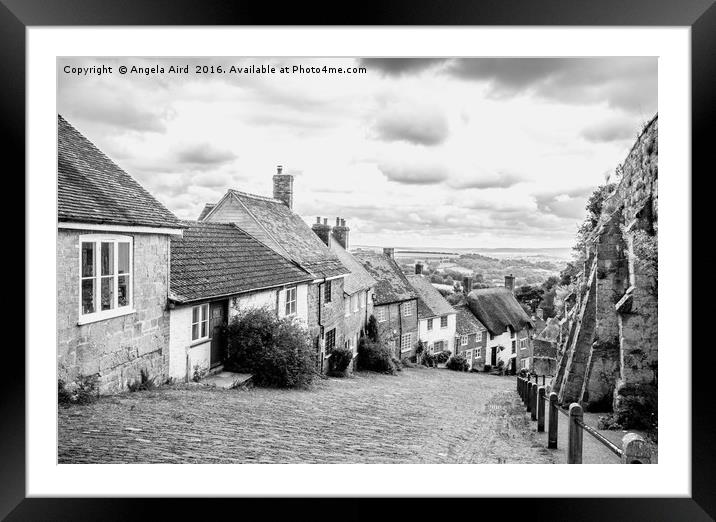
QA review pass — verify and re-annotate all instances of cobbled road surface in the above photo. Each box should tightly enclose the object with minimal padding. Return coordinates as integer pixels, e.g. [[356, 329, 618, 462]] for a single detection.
[[58, 368, 556, 464]]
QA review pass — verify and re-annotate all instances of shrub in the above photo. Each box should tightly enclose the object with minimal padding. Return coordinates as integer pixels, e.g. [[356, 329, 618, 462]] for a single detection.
[[391, 356, 403, 372], [446, 355, 470, 372], [401, 357, 416, 368], [421, 352, 437, 368], [225, 307, 315, 388], [483, 364, 492, 373], [434, 350, 452, 364], [357, 338, 396, 375], [128, 368, 156, 392], [329, 347, 354, 377], [366, 315, 379, 342], [58, 374, 99, 405]]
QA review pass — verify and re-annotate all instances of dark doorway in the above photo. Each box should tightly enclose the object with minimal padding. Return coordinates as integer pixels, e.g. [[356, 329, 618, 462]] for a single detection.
[[209, 300, 228, 368], [491, 347, 497, 366]]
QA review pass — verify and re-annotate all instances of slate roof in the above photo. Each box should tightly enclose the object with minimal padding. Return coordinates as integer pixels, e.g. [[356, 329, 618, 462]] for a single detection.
[[455, 304, 487, 336], [406, 275, 455, 319], [197, 203, 215, 221], [354, 252, 418, 305], [170, 221, 313, 303], [465, 287, 534, 336], [207, 190, 349, 280], [330, 241, 376, 295], [57, 115, 183, 229]]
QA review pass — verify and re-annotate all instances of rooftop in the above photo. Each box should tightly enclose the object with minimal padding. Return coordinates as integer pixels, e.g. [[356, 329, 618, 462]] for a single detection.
[[170, 221, 312, 303], [466, 287, 534, 336], [330, 242, 376, 295], [57, 115, 182, 230], [354, 252, 417, 305], [406, 275, 455, 319], [454, 304, 487, 335]]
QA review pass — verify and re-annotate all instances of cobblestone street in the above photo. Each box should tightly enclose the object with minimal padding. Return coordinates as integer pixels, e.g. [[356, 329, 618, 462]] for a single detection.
[[58, 368, 556, 464]]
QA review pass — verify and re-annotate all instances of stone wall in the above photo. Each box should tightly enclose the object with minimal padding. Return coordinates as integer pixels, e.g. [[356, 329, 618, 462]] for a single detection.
[[374, 300, 420, 358], [57, 229, 171, 394], [307, 278, 347, 373], [552, 115, 658, 422]]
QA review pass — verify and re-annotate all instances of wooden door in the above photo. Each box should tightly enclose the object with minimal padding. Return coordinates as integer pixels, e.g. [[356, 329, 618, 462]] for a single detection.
[[209, 300, 227, 367]]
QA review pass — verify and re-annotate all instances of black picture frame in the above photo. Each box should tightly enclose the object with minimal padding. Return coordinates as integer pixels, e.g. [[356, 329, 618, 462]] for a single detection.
[[6, 0, 713, 519]]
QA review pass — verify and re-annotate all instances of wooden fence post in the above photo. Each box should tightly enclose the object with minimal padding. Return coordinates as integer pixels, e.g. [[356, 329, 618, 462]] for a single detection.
[[530, 383, 537, 421], [621, 433, 652, 464], [548, 392, 558, 449], [537, 386, 546, 432], [568, 403, 583, 464]]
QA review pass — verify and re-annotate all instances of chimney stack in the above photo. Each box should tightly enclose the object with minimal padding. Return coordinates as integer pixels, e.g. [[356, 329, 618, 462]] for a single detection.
[[463, 276, 473, 294], [272, 164, 294, 209], [332, 216, 350, 250], [311, 216, 332, 247], [383, 247, 394, 259], [536, 307, 544, 320], [415, 262, 424, 275], [505, 274, 515, 292]]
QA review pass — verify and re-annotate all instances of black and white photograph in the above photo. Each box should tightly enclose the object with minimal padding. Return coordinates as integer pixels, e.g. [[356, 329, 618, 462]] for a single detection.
[[55, 55, 660, 466]]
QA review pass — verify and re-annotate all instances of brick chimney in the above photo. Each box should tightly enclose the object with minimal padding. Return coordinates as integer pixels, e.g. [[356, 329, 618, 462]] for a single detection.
[[272, 165, 294, 209], [504, 274, 515, 292], [331, 217, 350, 249], [311, 216, 331, 247], [415, 262, 424, 275], [383, 247, 394, 259], [463, 276, 473, 294]]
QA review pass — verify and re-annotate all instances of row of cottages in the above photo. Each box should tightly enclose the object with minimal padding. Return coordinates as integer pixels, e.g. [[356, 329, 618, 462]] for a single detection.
[[167, 221, 314, 380], [354, 248, 420, 359], [57, 115, 185, 393], [57, 115, 378, 392]]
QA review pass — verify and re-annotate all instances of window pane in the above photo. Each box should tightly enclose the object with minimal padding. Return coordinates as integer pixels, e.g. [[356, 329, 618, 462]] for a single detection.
[[82, 279, 95, 314], [202, 304, 209, 321], [81, 242, 95, 277], [192, 306, 200, 323], [192, 323, 199, 340], [118, 275, 130, 307], [101, 277, 114, 310], [101, 242, 114, 276], [201, 320, 207, 338], [118, 242, 130, 274]]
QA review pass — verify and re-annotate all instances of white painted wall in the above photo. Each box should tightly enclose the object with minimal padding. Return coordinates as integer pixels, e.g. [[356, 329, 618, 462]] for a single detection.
[[418, 313, 456, 353], [229, 283, 309, 326], [169, 304, 212, 381], [487, 328, 516, 368]]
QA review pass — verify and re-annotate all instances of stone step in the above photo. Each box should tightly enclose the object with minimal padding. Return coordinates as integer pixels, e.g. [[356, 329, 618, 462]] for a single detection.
[[200, 371, 253, 389]]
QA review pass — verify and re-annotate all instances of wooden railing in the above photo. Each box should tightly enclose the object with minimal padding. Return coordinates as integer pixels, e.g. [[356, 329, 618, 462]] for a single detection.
[[517, 376, 652, 464]]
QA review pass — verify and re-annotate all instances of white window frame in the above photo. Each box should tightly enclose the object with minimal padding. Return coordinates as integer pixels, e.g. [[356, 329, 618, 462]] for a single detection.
[[400, 332, 413, 353], [78, 234, 134, 325], [440, 315, 448, 328], [285, 286, 297, 316], [376, 307, 386, 323], [324, 280, 332, 303], [465, 349, 473, 361], [519, 337, 528, 350], [460, 335, 468, 346], [476, 330, 483, 342], [191, 303, 210, 342], [403, 301, 414, 317], [427, 318, 433, 330]]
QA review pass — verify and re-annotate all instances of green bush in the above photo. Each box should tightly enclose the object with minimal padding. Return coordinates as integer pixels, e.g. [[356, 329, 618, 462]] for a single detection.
[[58, 374, 99, 406], [446, 355, 470, 372], [329, 347, 354, 377], [128, 368, 157, 392], [225, 307, 316, 388], [357, 338, 396, 375]]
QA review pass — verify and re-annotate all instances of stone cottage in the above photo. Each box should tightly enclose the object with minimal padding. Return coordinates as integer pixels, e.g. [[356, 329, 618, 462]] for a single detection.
[[199, 167, 350, 374], [406, 271, 456, 355], [168, 221, 314, 381], [354, 248, 419, 359], [312, 218, 376, 370], [453, 304, 488, 370], [57, 115, 184, 394], [464, 279, 534, 373]]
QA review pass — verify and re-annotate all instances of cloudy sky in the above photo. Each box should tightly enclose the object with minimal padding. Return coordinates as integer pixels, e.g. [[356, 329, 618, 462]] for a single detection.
[[57, 57, 657, 248]]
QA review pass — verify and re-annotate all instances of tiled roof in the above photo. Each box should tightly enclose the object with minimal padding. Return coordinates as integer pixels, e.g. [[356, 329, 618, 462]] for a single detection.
[[210, 190, 349, 279], [406, 275, 455, 319], [170, 221, 313, 303], [466, 287, 534, 336], [455, 304, 486, 335], [354, 252, 417, 305], [197, 203, 215, 221], [330, 242, 376, 295], [57, 115, 182, 229]]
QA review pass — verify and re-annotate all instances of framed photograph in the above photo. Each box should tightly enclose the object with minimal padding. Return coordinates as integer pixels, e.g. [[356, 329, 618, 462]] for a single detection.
[[7, 0, 713, 518]]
